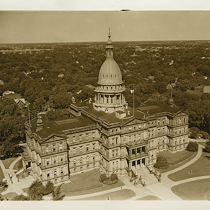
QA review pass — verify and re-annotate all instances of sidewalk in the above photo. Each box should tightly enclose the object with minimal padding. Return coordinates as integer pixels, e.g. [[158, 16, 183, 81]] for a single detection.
[[0, 157, 34, 196]]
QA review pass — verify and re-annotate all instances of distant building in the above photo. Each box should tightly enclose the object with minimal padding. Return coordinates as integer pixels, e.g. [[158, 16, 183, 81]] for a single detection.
[[203, 86, 210, 94], [0, 80, 4, 85], [14, 98, 27, 109], [22, 32, 189, 185], [3, 90, 15, 97]]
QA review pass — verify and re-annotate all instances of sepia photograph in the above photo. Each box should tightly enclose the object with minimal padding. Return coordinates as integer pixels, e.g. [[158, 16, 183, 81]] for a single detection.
[[0, 1, 210, 209]]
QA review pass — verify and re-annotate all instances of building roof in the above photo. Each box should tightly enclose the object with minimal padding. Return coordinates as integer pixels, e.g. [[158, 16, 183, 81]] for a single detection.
[[203, 86, 210, 93], [186, 89, 202, 97], [30, 115, 96, 139]]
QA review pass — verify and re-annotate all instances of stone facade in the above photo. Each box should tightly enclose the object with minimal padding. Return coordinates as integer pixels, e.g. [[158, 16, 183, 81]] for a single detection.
[[23, 106, 189, 184]]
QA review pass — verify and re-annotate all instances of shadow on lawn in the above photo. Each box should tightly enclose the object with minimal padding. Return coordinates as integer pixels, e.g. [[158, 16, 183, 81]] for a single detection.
[[205, 155, 210, 160]]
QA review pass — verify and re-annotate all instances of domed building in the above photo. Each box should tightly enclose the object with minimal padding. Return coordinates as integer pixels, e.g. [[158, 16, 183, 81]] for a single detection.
[[22, 31, 189, 186], [93, 31, 126, 113]]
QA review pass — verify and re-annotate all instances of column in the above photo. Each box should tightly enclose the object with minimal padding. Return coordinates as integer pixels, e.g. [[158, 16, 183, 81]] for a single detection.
[[129, 161, 131, 169], [140, 147, 142, 154], [108, 95, 111, 104], [135, 148, 137, 156]]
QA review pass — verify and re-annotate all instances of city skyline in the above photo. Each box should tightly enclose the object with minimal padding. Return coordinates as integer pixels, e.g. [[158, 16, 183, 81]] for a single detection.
[[1, 11, 210, 44]]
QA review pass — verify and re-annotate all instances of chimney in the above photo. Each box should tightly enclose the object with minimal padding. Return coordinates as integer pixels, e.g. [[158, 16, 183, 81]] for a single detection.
[[36, 115, 43, 132]]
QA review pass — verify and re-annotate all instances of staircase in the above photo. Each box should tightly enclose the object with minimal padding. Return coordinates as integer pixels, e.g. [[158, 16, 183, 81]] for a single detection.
[[135, 164, 158, 186]]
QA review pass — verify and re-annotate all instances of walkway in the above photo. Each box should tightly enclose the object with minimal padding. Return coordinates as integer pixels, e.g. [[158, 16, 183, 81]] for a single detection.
[[0, 157, 34, 196]]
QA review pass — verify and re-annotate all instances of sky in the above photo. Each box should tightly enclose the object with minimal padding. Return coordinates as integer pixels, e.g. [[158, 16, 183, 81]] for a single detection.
[[1, 1, 210, 43]]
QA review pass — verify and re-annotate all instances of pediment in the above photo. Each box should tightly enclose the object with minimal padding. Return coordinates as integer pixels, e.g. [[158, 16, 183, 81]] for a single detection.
[[43, 134, 66, 143], [123, 118, 145, 126]]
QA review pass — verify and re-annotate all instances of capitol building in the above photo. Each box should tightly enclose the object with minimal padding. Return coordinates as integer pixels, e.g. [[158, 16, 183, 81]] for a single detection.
[[22, 32, 189, 184]]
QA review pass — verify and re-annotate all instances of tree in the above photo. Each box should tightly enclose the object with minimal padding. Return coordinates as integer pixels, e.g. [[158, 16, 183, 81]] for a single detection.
[[28, 180, 45, 200], [154, 156, 169, 169], [52, 184, 65, 201], [186, 141, 198, 152], [12, 194, 30, 201]]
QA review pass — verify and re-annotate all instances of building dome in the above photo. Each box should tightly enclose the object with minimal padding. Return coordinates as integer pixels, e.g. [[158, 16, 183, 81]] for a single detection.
[[98, 30, 123, 86], [98, 57, 122, 85]]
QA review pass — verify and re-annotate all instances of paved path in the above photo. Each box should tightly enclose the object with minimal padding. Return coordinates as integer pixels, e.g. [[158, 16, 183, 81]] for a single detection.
[[0, 157, 34, 196]]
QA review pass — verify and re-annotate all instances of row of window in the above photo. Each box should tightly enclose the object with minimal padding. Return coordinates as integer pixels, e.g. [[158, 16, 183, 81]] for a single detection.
[[72, 132, 95, 142], [45, 143, 63, 153], [47, 167, 64, 178], [73, 154, 95, 165], [46, 156, 64, 166], [71, 143, 96, 154]]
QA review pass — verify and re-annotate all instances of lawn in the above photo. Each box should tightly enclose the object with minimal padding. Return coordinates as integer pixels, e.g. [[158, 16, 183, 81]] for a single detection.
[[156, 150, 197, 173], [136, 195, 161, 200], [13, 158, 23, 171], [77, 189, 135, 200], [2, 192, 18, 201], [168, 152, 210, 181], [171, 179, 210, 200], [2, 157, 18, 169], [0, 165, 4, 182], [56, 169, 124, 197]]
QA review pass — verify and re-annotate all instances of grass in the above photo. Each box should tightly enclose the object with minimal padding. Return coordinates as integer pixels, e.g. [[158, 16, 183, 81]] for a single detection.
[[1, 192, 18, 201], [45, 169, 124, 197], [0, 165, 4, 182], [168, 152, 210, 181], [156, 150, 197, 173], [13, 158, 23, 171], [77, 189, 135, 200], [136, 195, 161, 200], [171, 179, 210, 200], [1, 157, 18, 169]]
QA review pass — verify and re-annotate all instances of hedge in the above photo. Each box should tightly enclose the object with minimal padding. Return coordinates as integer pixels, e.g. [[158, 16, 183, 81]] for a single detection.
[[99, 173, 118, 185]]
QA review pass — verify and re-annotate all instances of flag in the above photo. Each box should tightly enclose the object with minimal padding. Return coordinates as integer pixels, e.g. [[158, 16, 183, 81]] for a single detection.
[[130, 90, 134, 94]]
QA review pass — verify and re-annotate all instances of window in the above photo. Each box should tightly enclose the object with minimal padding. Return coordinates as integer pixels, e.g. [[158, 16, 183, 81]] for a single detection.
[[86, 133, 89, 140], [157, 120, 160, 125], [139, 125, 141, 129], [73, 148, 76, 154], [60, 156, 63, 162], [54, 158, 56, 164], [112, 150, 114, 157], [163, 128, 165, 134], [116, 150, 118, 156], [93, 154, 95, 161], [158, 129, 160, 135], [47, 171, 50, 178], [163, 119, 165, 124], [86, 145, 89, 151], [129, 127, 132, 131], [61, 167, 63, 174], [53, 145, 56, 152], [73, 136, 75, 142], [112, 139, 114, 145], [86, 156, 89, 162], [74, 159, 76, 165], [60, 143, 62, 150], [80, 157, 82, 164], [92, 132, 95, 138], [79, 135, 82, 141], [116, 161, 118, 168], [47, 159, 49, 166], [46, 146, 48, 153], [54, 169, 57, 176], [80, 146, 82, 153]]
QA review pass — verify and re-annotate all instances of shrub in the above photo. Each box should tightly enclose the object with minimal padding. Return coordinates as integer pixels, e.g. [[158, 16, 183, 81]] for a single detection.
[[154, 156, 169, 169], [43, 181, 54, 195], [99, 174, 108, 182], [52, 184, 65, 201], [99, 173, 118, 185], [12, 194, 29, 201], [186, 141, 198, 152], [110, 173, 118, 181]]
